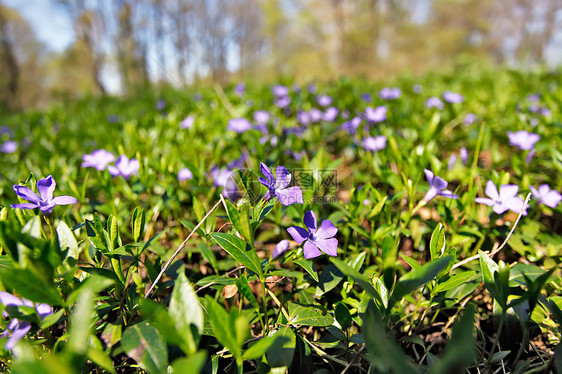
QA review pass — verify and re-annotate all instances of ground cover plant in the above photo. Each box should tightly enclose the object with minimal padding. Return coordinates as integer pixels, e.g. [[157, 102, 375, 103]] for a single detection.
[[0, 67, 561, 373]]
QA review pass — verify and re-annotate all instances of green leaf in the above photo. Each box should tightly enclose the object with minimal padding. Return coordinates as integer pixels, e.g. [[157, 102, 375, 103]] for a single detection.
[[142, 229, 168, 252], [199, 243, 218, 270], [224, 200, 254, 246], [56, 221, 79, 261], [429, 223, 446, 261], [132, 207, 146, 243], [237, 274, 260, 310], [335, 302, 352, 330], [171, 352, 208, 374], [331, 258, 382, 304], [266, 326, 296, 369], [106, 215, 121, 250], [121, 322, 168, 374], [243, 336, 278, 360], [293, 258, 319, 282], [210, 232, 261, 276], [67, 288, 93, 356], [203, 296, 241, 357], [169, 272, 204, 355], [390, 256, 452, 309], [192, 196, 206, 222], [434, 271, 478, 293], [478, 251, 505, 308], [363, 300, 420, 373], [431, 304, 476, 374], [287, 302, 334, 327], [316, 264, 344, 296], [400, 254, 421, 270], [0, 267, 62, 305]]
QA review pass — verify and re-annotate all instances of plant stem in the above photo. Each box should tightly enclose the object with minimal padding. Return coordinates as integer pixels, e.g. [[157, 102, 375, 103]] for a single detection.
[[260, 276, 269, 336], [488, 312, 505, 362]]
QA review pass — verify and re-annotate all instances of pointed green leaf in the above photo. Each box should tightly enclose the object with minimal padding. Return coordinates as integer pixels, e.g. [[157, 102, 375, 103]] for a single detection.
[[132, 207, 146, 243], [169, 272, 204, 355], [287, 303, 334, 327], [293, 259, 318, 282], [56, 221, 79, 260], [434, 271, 477, 293], [429, 223, 446, 261], [210, 232, 261, 276], [121, 322, 168, 374]]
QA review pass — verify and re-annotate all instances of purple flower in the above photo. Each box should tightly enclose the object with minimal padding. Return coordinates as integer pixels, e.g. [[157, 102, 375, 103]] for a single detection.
[[107, 114, 118, 123], [275, 96, 291, 108], [309, 108, 322, 123], [379, 87, 401, 100], [422, 169, 458, 202], [210, 166, 232, 187], [460, 147, 468, 164], [322, 107, 338, 122], [81, 149, 115, 171], [341, 117, 362, 134], [11, 175, 77, 214], [0, 125, 13, 136], [425, 97, 444, 110], [180, 115, 194, 129], [287, 210, 338, 259], [361, 93, 372, 102], [227, 152, 248, 170], [464, 113, 476, 125], [156, 99, 166, 110], [362, 136, 387, 152], [272, 239, 290, 259], [1, 140, 17, 154], [475, 180, 527, 215], [297, 111, 310, 125], [272, 85, 289, 97], [530, 185, 561, 208], [0, 291, 52, 350], [413, 84, 423, 94], [254, 110, 270, 125], [364, 106, 387, 123], [235, 82, 246, 96], [178, 167, 193, 182], [317, 95, 332, 107], [448, 154, 457, 170], [227, 118, 252, 133], [507, 130, 540, 151], [525, 149, 536, 164], [443, 91, 464, 103], [259, 162, 303, 206], [108, 155, 140, 180]]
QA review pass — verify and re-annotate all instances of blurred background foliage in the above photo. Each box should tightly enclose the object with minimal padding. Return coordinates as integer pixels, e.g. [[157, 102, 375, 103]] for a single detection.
[[0, 0, 561, 113]]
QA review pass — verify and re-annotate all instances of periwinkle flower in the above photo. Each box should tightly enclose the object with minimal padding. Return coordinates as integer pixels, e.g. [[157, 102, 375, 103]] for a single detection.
[[180, 115, 194, 129], [379, 87, 401, 100], [322, 107, 338, 122], [364, 106, 387, 123], [307, 84, 317, 93], [259, 162, 303, 206], [448, 154, 457, 170], [507, 130, 540, 150], [530, 185, 561, 208], [1, 140, 17, 154], [272, 239, 290, 259], [0, 125, 13, 136], [525, 149, 536, 164], [81, 149, 115, 171], [341, 117, 362, 134], [309, 108, 322, 123], [425, 97, 444, 110], [272, 85, 289, 97], [287, 210, 338, 259], [413, 84, 423, 94], [254, 110, 270, 125], [11, 175, 77, 214], [443, 91, 464, 103], [178, 167, 193, 182], [107, 114, 118, 123], [464, 113, 476, 125], [156, 99, 166, 111], [297, 111, 310, 125], [362, 135, 387, 152], [422, 169, 458, 202], [234, 82, 246, 96], [361, 93, 372, 102], [0, 291, 52, 350], [460, 147, 468, 164], [475, 180, 527, 215], [317, 95, 332, 107], [108, 155, 140, 180], [275, 96, 291, 108], [227, 118, 252, 133]]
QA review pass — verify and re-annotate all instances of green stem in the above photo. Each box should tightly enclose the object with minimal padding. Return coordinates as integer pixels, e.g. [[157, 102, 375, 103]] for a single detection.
[[260, 276, 269, 336], [488, 312, 505, 362]]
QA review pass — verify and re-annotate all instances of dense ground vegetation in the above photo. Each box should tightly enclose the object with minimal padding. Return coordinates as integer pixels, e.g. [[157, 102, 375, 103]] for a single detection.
[[0, 67, 560, 373]]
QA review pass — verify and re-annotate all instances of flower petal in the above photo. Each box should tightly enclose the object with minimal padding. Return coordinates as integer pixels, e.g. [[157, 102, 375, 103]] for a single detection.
[[258, 177, 271, 189], [287, 226, 309, 244], [11, 203, 39, 210], [499, 184, 519, 200], [51, 196, 78, 206], [0, 292, 23, 307], [272, 240, 290, 259], [492, 202, 510, 215], [36, 303, 53, 319], [315, 238, 338, 257], [303, 210, 317, 232], [260, 162, 274, 184], [12, 186, 40, 204], [475, 197, 495, 206], [432, 176, 448, 190], [423, 169, 434, 184], [506, 197, 527, 215], [37, 175, 56, 201], [484, 180, 499, 200], [39, 203, 56, 215], [275, 187, 303, 206], [438, 190, 458, 199], [303, 240, 322, 259], [5, 321, 30, 350], [316, 220, 338, 239], [275, 166, 291, 189]]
